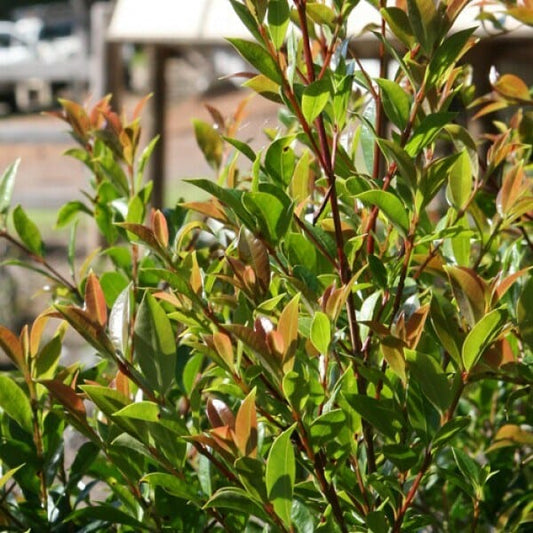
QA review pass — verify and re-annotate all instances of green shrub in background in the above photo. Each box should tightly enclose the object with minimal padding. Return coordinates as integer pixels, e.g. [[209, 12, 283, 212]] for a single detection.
[[0, 0, 532, 531]]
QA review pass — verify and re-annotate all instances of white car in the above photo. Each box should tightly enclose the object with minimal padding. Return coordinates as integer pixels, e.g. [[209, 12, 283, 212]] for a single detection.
[[0, 21, 35, 109]]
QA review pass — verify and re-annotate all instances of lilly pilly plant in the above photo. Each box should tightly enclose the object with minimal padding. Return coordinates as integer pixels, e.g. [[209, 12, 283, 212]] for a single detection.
[[0, 0, 533, 531]]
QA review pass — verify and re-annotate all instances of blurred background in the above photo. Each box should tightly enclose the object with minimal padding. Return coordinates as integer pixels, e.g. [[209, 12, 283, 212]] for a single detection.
[[0, 0, 531, 335]]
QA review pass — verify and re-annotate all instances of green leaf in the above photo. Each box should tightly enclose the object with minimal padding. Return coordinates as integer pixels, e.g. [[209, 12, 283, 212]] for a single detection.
[[309, 409, 346, 446], [134, 292, 177, 394], [56, 200, 92, 228], [268, 0, 290, 50], [229, 0, 263, 43], [356, 190, 409, 235], [381, 7, 415, 48], [344, 394, 402, 440], [223, 136, 257, 162], [266, 424, 296, 527], [192, 119, 223, 170], [452, 448, 481, 485], [0, 159, 19, 217], [0, 464, 24, 490], [428, 28, 476, 87], [227, 38, 282, 84], [405, 112, 456, 157], [242, 189, 292, 244], [204, 487, 268, 520], [142, 473, 201, 503], [432, 417, 470, 448], [382, 444, 418, 471], [65, 505, 150, 530], [376, 139, 417, 190], [0, 376, 32, 433], [306, 3, 336, 28], [13, 205, 44, 256], [462, 309, 506, 371], [264, 136, 296, 187], [235, 456, 267, 501], [446, 150, 472, 209], [376, 79, 410, 129], [407, 0, 439, 53], [406, 349, 451, 412], [302, 78, 332, 124], [310, 311, 331, 354]]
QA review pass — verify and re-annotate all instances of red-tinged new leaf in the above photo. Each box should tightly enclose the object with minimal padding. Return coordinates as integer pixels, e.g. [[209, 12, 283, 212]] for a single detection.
[[0, 325, 24, 369], [381, 336, 407, 382], [238, 230, 271, 294], [235, 388, 258, 457], [213, 331, 234, 368], [55, 305, 115, 357], [207, 398, 236, 429], [444, 266, 489, 327], [85, 273, 107, 327], [493, 74, 531, 101], [181, 199, 229, 223], [30, 312, 51, 357], [151, 210, 169, 248], [40, 379, 87, 420], [404, 304, 430, 349], [492, 267, 532, 303], [497, 163, 525, 216]]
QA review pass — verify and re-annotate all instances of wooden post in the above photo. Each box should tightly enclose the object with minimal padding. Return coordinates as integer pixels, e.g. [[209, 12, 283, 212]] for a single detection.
[[147, 45, 169, 209]]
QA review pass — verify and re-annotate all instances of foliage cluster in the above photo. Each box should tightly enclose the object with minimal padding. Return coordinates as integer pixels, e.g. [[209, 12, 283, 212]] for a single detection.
[[0, 0, 532, 531]]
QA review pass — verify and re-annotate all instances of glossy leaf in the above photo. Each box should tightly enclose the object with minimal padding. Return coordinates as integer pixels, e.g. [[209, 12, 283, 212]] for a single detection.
[[406, 349, 451, 412], [85, 272, 108, 327], [0, 375, 32, 433], [264, 137, 296, 187], [432, 417, 470, 448], [13, 205, 44, 256], [268, 0, 290, 50], [192, 119, 223, 170], [227, 38, 282, 84], [0, 464, 24, 490], [234, 388, 258, 457], [309, 409, 346, 446], [204, 487, 268, 520], [381, 7, 415, 48], [134, 292, 176, 394], [462, 309, 506, 371], [142, 472, 201, 503], [302, 78, 331, 124], [243, 75, 282, 103], [278, 294, 300, 369], [266, 425, 296, 527], [405, 113, 456, 157], [242, 190, 292, 244], [376, 79, 410, 129], [0, 325, 24, 369], [407, 0, 439, 52], [310, 311, 330, 354], [0, 159, 19, 217], [444, 266, 488, 327], [446, 150, 472, 209], [344, 394, 402, 440], [357, 190, 409, 235], [381, 336, 407, 382], [493, 74, 531, 101]]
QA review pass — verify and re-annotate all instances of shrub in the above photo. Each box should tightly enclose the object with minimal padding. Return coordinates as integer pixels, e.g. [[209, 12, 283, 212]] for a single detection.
[[0, 0, 532, 531]]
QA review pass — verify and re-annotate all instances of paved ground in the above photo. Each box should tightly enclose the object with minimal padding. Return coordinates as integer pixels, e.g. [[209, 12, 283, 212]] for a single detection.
[[0, 89, 279, 209]]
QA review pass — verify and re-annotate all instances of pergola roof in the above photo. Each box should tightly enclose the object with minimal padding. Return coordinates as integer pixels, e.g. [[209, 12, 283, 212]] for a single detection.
[[107, 0, 531, 45]]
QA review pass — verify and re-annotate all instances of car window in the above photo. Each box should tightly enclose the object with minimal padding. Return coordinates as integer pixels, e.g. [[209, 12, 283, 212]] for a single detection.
[[0, 34, 11, 48]]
